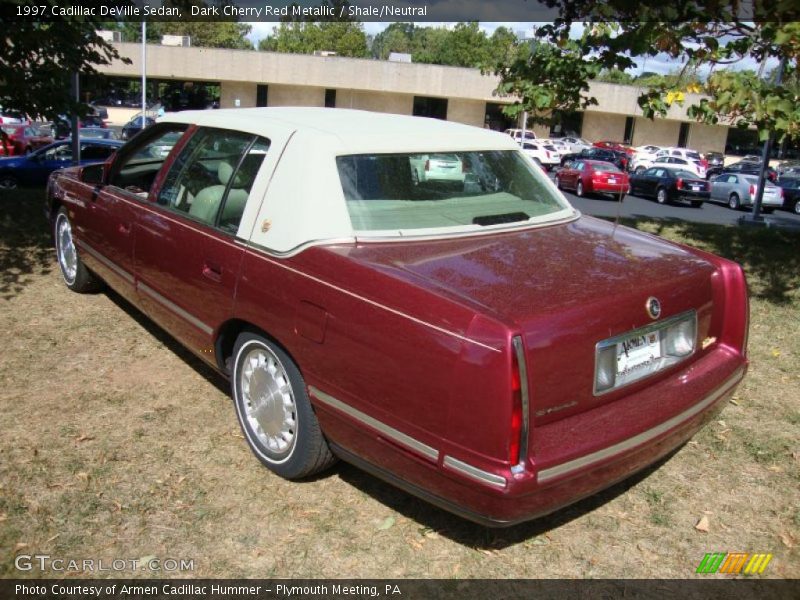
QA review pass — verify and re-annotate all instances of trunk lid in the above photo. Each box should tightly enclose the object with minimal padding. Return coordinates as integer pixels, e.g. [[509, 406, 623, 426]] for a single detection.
[[343, 216, 718, 422]]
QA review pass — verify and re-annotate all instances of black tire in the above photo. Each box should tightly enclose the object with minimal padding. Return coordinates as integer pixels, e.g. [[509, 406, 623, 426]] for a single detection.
[[690, 200, 703, 208], [729, 193, 741, 210], [0, 175, 18, 190], [231, 332, 336, 480], [555, 175, 562, 190], [54, 208, 102, 293], [794, 200, 800, 215], [656, 187, 669, 205], [576, 181, 585, 197]]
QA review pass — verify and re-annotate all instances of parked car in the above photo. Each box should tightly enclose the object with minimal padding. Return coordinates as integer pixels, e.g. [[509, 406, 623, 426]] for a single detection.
[[721, 160, 777, 182], [703, 152, 725, 179], [0, 109, 28, 124], [121, 115, 156, 140], [555, 159, 628, 199], [593, 140, 634, 155], [408, 153, 465, 186], [504, 128, 537, 143], [77, 127, 119, 140], [709, 173, 784, 212], [629, 167, 709, 207], [777, 160, 800, 179], [557, 136, 592, 154], [46, 108, 748, 526], [560, 146, 629, 171], [633, 148, 707, 178], [776, 177, 800, 214], [538, 138, 570, 155], [0, 138, 122, 189], [0, 124, 53, 156], [520, 140, 561, 170], [53, 115, 108, 139], [631, 145, 662, 168]]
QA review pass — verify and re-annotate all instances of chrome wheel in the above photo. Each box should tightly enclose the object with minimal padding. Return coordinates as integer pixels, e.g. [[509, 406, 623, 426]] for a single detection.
[[56, 214, 77, 285], [794, 201, 800, 215], [239, 345, 297, 460], [576, 181, 584, 197], [729, 194, 741, 210], [657, 188, 668, 204]]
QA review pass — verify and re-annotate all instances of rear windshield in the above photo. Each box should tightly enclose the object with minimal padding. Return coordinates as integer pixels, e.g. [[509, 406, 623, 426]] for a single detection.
[[336, 150, 572, 234], [591, 163, 621, 172], [673, 170, 698, 179], [686, 151, 702, 160]]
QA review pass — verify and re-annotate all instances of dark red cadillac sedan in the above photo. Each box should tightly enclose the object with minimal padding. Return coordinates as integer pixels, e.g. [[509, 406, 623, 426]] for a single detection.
[[46, 108, 748, 526]]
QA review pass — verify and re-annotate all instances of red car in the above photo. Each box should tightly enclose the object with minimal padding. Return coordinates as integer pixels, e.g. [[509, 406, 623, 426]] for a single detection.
[[556, 159, 630, 198], [0, 124, 53, 156], [593, 140, 635, 155], [46, 109, 748, 526]]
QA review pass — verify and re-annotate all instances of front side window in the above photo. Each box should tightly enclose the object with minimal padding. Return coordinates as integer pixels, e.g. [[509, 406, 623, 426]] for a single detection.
[[337, 150, 572, 234], [108, 124, 188, 197], [157, 128, 269, 233]]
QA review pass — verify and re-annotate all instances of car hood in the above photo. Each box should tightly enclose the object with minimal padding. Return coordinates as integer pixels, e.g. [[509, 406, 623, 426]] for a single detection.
[[0, 156, 26, 168]]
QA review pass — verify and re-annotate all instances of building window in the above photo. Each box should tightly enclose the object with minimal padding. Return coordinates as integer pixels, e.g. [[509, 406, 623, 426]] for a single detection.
[[413, 96, 448, 120], [256, 84, 268, 108], [550, 110, 583, 137], [678, 123, 690, 148], [623, 116, 635, 144], [484, 103, 515, 131], [325, 89, 336, 108]]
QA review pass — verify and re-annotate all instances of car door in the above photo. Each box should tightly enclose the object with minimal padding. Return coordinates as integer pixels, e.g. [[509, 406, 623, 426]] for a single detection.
[[133, 127, 271, 359], [712, 174, 733, 201], [640, 168, 661, 196], [74, 124, 190, 302]]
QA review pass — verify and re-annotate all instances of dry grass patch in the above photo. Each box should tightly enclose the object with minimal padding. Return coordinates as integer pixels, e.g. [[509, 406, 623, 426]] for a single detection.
[[1, 193, 798, 579]]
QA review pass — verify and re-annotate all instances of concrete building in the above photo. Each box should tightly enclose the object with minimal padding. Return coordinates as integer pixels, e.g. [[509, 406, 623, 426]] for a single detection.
[[97, 42, 730, 153]]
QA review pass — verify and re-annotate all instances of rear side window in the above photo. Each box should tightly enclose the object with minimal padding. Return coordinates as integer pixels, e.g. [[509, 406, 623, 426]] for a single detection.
[[157, 128, 269, 233]]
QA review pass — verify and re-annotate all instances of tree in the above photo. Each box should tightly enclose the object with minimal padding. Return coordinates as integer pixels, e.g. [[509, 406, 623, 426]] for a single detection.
[[492, 3, 800, 142], [107, 21, 253, 49], [371, 22, 415, 60], [0, 13, 128, 120], [258, 21, 368, 57]]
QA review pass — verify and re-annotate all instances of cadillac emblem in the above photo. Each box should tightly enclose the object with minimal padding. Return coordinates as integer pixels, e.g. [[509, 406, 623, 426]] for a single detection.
[[646, 297, 662, 320]]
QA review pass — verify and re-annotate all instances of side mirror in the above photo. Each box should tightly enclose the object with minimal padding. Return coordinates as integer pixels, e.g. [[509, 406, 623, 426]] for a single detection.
[[81, 164, 104, 185]]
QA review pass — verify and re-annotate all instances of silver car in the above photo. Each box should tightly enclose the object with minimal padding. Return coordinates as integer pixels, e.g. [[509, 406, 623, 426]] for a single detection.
[[709, 173, 784, 212]]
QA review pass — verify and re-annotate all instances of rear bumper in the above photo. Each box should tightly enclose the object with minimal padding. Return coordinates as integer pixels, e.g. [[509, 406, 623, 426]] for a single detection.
[[315, 346, 746, 526], [673, 190, 710, 201], [590, 181, 628, 193]]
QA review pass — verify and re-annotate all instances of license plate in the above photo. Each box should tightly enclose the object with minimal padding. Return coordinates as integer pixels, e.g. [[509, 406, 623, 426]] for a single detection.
[[616, 330, 661, 383], [608, 178, 617, 183], [691, 185, 701, 191]]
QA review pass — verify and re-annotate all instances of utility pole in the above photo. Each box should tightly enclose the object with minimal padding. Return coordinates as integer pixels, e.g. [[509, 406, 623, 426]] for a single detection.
[[141, 21, 147, 128]]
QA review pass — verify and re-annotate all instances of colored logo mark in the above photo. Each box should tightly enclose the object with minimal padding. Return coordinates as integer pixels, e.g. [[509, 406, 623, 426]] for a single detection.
[[696, 552, 773, 574]]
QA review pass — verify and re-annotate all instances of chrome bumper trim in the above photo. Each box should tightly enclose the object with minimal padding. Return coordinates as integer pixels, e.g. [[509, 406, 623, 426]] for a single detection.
[[443, 455, 507, 489], [538, 366, 745, 484], [309, 386, 439, 462], [138, 281, 213, 335]]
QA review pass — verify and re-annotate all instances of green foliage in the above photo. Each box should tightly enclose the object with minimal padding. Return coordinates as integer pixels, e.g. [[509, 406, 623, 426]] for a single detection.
[[258, 21, 369, 57], [494, 3, 799, 142], [106, 21, 253, 50], [1, 7, 128, 120]]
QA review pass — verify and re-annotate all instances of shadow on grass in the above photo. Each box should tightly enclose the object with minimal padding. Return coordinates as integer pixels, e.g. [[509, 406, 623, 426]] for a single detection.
[[0, 189, 53, 300], [334, 449, 680, 548], [605, 215, 800, 306]]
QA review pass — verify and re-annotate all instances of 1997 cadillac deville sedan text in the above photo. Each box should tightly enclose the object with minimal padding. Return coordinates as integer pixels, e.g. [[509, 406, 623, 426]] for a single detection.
[[47, 108, 748, 525]]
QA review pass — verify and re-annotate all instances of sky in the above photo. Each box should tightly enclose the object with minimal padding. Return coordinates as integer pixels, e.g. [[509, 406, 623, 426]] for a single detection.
[[245, 21, 776, 77]]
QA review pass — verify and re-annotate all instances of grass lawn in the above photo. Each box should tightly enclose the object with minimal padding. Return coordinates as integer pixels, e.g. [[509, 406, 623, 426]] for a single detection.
[[1, 189, 798, 578]]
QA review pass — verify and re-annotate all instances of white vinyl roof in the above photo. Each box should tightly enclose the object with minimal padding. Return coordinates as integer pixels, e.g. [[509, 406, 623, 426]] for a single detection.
[[160, 107, 519, 154]]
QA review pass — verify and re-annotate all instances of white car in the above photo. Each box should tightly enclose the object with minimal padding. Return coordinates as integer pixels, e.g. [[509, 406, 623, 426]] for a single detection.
[[634, 148, 707, 178], [557, 136, 592, 154], [631, 145, 662, 169], [505, 128, 537, 146], [520, 141, 561, 169], [409, 153, 465, 186], [538, 138, 571, 155]]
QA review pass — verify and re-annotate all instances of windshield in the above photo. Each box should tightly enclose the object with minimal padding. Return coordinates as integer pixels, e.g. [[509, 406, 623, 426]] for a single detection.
[[673, 170, 698, 179], [337, 150, 573, 235]]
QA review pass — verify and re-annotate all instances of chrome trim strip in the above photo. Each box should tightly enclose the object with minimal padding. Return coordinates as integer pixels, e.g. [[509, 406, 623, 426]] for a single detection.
[[137, 282, 214, 335], [246, 248, 502, 354], [511, 335, 530, 474], [74, 239, 134, 284], [538, 366, 746, 483], [443, 455, 507, 489], [309, 386, 439, 462], [593, 310, 698, 396]]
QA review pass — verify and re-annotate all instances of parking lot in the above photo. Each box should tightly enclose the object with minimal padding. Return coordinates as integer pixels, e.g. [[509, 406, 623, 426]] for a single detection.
[[554, 177, 800, 229]]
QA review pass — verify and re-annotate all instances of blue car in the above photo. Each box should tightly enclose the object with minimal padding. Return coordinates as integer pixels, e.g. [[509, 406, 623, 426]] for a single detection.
[[0, 138, 123, 189]]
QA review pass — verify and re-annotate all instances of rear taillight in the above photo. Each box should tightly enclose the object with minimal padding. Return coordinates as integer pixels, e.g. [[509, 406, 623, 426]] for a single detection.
[[749, 184, 756, 196], [424, 159, 430, 172], [510, 337, 530, 469], [546, 151, 551, 158], [677, 178, 684, 189], [510, 354, 522, 465]]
